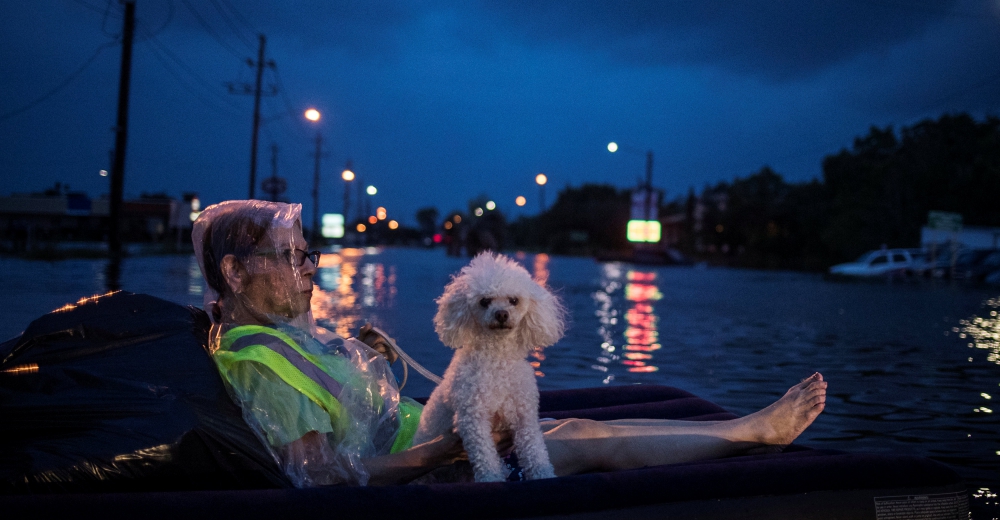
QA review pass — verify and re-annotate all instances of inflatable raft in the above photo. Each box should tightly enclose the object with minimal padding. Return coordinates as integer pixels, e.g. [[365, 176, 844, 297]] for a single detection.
[[0, 292, 967, 519]]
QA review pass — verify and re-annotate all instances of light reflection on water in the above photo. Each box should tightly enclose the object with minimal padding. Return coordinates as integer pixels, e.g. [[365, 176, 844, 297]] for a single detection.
[[310, 250, 398, 339], [591, 264, 665, 381]]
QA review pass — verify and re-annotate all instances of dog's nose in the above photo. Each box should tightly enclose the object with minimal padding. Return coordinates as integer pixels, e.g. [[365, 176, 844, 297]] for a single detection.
[[495, 310, 509, 323]]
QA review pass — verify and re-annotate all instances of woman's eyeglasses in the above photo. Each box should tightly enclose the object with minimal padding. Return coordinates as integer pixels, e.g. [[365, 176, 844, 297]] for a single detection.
[[254, 248, 321, 267]]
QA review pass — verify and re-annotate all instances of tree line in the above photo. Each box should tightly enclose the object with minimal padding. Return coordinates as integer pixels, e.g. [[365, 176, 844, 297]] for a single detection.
[[504, 113, 1000, 270]]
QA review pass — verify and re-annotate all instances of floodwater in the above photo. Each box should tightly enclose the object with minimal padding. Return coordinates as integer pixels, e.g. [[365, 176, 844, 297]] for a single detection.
[[1, 248, 998, 515]]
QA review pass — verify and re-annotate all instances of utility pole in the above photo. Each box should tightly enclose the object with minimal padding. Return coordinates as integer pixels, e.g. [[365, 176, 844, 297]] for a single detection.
[[342, 160, 353, 231], [248, 35, 266, 199], [269, 144, 278, 202], [644, 150, 654, 221], [108, 0, 136, 259], [228, 35, 275, 200], [311, 132, 322, 242]]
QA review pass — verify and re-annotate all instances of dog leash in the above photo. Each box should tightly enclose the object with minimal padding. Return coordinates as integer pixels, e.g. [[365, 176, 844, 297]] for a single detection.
[[368, 325, 444, 389]]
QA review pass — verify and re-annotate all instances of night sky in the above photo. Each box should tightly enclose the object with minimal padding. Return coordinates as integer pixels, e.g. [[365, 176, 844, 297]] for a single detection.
[[3, 0, 999, 227]]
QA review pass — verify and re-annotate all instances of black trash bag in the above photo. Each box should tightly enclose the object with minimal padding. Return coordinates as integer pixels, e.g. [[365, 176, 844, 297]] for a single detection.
[[0, 291, 291, 493]]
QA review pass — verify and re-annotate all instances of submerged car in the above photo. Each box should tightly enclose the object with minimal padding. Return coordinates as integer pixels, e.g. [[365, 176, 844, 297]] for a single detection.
[[828, 248, 919, 278]]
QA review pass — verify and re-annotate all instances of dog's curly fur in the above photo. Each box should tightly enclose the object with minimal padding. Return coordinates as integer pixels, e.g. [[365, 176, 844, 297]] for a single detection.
[[413, 252, 566, 482]]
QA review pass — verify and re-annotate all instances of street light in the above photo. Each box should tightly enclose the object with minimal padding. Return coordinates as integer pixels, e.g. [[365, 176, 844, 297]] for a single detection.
[[306, 108, 323, 243], [364, 185, 377, 232], [515, 195, 526, 207], [535, 173, 547, 213], [342, 161, 354, 232]]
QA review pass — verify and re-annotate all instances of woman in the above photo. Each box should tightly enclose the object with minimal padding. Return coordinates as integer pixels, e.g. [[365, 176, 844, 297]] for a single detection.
[[193, 200, 828, 487]]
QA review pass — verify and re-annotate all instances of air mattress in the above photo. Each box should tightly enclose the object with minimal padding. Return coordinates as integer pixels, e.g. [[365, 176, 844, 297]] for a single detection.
[[0, 292, 967, 519]]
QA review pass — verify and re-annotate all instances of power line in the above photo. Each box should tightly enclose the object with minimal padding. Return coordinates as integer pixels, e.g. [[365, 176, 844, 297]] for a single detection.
[[138, 25, 246, 117], [217, 0, 261, 37], [208, 0, 256, 50], [70, 0, 110, 14], [134, 0, 175, 41], [271, 64, 312, 139], [0, 40, 118, 123], [263, 95, 310, 141], [100, 0, 121, 37], [178, 0, 249, 59]]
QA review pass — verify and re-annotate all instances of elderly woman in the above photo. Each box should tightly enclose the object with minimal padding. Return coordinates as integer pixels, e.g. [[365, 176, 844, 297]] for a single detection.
[[193, 200, 827, 487]]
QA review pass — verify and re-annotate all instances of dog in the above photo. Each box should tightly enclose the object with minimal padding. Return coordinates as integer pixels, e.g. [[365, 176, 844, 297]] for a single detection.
[[413, 252, 566, 482]]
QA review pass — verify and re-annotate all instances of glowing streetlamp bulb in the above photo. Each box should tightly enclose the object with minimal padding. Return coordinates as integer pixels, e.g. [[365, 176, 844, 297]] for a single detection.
[[304, 108, 321, 122], [474, 207, 484, 217], [388, 220, 399, 230], [515, 196, 526, 207], [607, 142, 618, 153], [486, 201, 496, 210], [342, 169, 355, 181], [99, 169, 108, 177], [357, 223, 366, 232], [376, 207, 387, 220], [366, 185, 377, 195], [535, 173, 547, 186]]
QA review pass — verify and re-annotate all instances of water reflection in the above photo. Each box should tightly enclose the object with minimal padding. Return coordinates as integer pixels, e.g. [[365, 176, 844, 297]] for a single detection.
[[529, 253, 550, 377], [104, 257, 122, 292], [622, 270, 662, 374], [592, 263, 663, 383], [959, 297, 1000, 418], [958, 297, 1000, 516], [311, 249, 396, 338], [959, 297, 1000, 366], [187, 256, 203, 297]]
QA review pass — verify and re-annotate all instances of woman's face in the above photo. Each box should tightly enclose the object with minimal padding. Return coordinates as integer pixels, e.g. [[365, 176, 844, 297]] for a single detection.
[[239, 223, 316, 321]]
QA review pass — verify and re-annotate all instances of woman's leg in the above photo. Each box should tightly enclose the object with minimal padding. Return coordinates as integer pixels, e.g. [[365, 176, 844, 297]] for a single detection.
[[542, 373, 828, 476]]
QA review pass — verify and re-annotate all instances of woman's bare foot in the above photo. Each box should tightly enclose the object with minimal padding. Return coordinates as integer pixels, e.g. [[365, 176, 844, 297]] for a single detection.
[[738, 373, 828, 447]]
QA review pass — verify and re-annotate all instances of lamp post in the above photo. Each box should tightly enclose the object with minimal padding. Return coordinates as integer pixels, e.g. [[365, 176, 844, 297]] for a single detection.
[[608, 141, 654, 221], [305, 108, 322, 243], [366, 185, 377, 223], [609, 141, 662, 244], [535, 173, 547, 213], [341, 161, 354, 235]]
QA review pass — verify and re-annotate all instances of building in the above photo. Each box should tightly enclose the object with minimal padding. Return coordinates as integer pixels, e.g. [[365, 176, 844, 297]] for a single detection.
[[0, 187, 199, 252]]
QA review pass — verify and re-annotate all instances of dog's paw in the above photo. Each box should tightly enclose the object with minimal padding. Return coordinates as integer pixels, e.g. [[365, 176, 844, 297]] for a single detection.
[[525, 465, 556, 480]]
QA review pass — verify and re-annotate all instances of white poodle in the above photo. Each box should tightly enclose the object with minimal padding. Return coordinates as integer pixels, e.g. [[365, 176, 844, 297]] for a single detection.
[[413, 252, 567, 482]]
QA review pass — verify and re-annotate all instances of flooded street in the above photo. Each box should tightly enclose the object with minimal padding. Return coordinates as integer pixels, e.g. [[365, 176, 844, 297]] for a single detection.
[[2, 248, 998, 514]]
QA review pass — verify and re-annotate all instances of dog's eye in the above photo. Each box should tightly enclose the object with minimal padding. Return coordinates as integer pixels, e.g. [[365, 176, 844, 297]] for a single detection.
[[509, 297, 519, 306], [479, 297, 492, 308]]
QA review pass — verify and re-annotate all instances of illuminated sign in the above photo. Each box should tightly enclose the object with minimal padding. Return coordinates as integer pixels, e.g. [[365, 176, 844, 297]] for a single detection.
[[627, 220, 661, 243], [321, 213, 344, 238]]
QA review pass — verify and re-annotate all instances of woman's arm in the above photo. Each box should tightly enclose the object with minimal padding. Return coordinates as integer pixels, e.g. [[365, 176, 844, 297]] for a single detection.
[[362, 431, 468, 485], [285, 429, 467, 486]]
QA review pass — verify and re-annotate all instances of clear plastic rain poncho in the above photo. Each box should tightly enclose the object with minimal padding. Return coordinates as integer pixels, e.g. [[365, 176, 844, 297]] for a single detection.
[[192, 200, 418, 487]]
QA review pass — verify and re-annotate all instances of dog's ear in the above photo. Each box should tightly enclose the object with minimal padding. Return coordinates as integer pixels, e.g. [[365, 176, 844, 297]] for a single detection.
[[434, 276, 476, 349], [516, 283, 567, 349]]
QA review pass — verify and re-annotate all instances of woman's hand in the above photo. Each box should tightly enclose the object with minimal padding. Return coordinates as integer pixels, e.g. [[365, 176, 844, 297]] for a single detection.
[[363, 428, 517, 486], [357, 324, 399, 364]]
